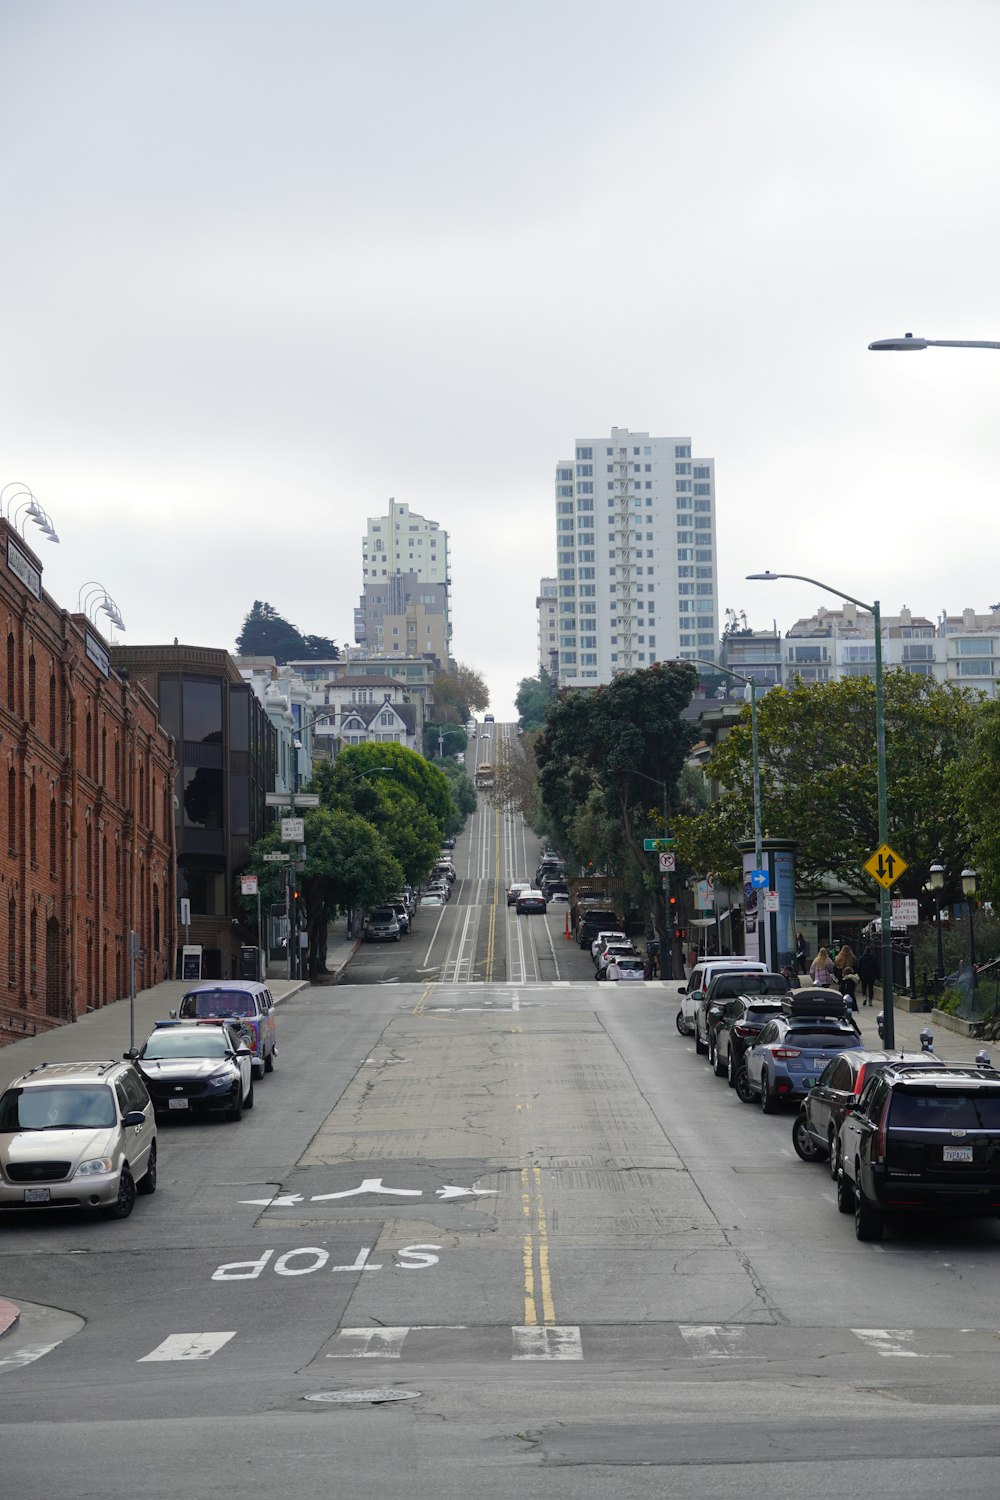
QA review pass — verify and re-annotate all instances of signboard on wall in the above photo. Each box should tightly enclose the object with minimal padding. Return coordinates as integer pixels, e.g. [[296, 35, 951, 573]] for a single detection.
[[7, 537, 41, 599], [181, 945, 202, 980]]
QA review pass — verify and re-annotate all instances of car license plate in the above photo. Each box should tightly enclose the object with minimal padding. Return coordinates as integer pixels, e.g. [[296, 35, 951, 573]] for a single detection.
[[168, 1097, 190, 1110], [24, 1187, 50, 1203], [943, 1145, 973, 1162]]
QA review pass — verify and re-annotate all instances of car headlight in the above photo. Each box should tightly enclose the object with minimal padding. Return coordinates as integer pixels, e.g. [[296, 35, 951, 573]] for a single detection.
[[206, 1068, 235, 1088], [76, 1156, 114, 1177]]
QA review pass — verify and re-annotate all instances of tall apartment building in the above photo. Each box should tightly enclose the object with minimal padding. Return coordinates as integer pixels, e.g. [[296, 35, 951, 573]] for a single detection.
[[553, 426, 718, 686], [353, 570, 449, 668], [361, 498, 451, 651], [536, 577, 558, 676]]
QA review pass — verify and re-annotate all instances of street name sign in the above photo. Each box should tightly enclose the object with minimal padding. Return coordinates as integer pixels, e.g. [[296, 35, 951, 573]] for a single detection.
[[643, 838, 675, 851], [864, 842, 908, 889], [263, 851, 291, 863]]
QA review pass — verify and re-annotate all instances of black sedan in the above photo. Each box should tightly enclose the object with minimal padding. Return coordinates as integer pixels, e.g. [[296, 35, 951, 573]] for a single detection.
[[792, 1049, 942, 1174]]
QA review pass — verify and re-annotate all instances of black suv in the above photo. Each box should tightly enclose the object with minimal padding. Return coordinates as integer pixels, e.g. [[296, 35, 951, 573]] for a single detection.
[[711, 996, 787, 1085], [837, 1062, 1000, 1240], [695, 973, 791, 1066]]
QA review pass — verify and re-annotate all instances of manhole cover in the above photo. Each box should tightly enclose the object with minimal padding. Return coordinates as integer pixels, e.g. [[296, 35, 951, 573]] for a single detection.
[[304, 1389, 421, 1405]]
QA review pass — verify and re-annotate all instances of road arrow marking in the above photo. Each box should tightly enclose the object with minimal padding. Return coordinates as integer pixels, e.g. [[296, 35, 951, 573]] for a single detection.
[[435, 1185, 498, 1200], [310, 1178, 423, 1202], [240, 1194, 304, 1207]]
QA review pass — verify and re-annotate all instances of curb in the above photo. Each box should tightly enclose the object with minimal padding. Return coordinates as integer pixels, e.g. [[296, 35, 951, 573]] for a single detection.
[[0, 1297, 20, 1338]]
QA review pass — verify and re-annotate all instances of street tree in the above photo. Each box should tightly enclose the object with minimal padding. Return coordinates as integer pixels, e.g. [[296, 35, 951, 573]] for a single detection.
[[674, 673, 979, 904], [424, 723, 468, 759], [432, 663, 490, 723], [515, 669, 555, 731], [310, 743, 453, 875], [954, 697, 1000, 905], [235, 600, 339, 664]]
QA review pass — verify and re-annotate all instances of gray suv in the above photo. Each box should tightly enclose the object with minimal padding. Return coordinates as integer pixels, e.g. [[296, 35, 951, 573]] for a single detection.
[[365, 907, 401, 942], [0, 1059, 157, 1219]]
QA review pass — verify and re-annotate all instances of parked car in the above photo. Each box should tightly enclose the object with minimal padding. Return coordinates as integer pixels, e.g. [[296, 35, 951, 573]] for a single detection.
[[837, 1061, 1000, 1241], [596, 943, 639, 978], [420, 894, 445, 908], [173, 980, 276, 1077], [426, 881, 451, 903], [549, 891, 570, 905], [740, 991, 862, 1112], [712, 996, 787, 1086], [577, 909, 622, 949], [516, 889, 547, 914], [592, 930, 628, 962], [793, 1047, 942, 1172], [695, 972, 791, 1061], [605, 956, 646, 982], [134, 1021, 253, 1122], [441, 837, 456, 850], [507, 882, 531, 907], [365, 907, 402, 941], [676, 959, 769, 1037], [388, 900, 411, 935], [0, 1058, 157, 1218]]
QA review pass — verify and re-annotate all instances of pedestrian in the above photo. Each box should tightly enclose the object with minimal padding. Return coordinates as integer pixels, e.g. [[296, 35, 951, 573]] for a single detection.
[[841, 975, 861, 1031], [795, 931, 808, 972], [834, 944, 857, 990], [857, 945, 877, 1006], [643, 955, 653, 982], [809, 946, 836, 986], [780, 963, 798, 988]]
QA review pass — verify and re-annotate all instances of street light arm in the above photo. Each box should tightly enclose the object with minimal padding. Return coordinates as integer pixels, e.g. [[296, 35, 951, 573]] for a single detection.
[[869, 333, 1000, 352], [746, 571, 875, 616]]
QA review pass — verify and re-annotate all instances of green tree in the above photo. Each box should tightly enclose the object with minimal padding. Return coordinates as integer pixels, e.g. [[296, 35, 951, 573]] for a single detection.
[[515, 669, 555, 731], [235, 601, 339, 664], [424, 723, 468, 759], [436, 759, 477, 832], [432, 663, 490, 723], [955, 697, 1000, 905], [675, 674, 979, 904], [310, 743, 453, 880], [534, 662, 699, 963]]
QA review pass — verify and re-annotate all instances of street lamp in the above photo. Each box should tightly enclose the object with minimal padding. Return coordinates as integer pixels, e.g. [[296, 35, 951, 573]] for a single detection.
[[869, 333, 1000, 353], [929, 860, 946, 980], [747, 569, 895, 1045], [962, 867, 978, 1002]]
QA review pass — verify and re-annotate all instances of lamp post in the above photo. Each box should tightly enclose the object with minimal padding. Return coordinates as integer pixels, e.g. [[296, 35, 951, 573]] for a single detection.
[[962, 866, 978, 1004], [929, 860, 945, 981], [747, 570, 895, 1045], [869, 333, 1000, 353]]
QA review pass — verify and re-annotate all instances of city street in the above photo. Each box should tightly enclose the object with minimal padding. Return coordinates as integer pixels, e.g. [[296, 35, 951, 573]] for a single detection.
[[3, 773, 1000, 1496]]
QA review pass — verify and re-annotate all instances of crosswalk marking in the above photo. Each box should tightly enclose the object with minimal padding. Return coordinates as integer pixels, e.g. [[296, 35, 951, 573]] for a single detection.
[[139, 1332, 237, 1362], [850, 1328, 949, 1359], [511, 1325, 583, 1360], [328, 1327, 418, 1359], [679, 1324, 765, 1360], [0, 1342, 60, 1370]]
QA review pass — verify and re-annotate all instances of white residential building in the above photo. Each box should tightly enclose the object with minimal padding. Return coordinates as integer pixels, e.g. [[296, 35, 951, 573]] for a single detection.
[[536, 577, 558, 675], [552, 426, 718, 686], [361, 498, 451, 648]]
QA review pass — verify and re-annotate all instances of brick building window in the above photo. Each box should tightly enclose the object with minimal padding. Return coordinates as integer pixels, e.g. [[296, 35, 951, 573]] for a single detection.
[[114, 741, 120, 799], [139, 765, 145, 824], [115, 843, 122, 912], [29, 908, 37, 993], [6, 897, 14, 987], [86, 821, 93, 894], [27, 655, 35, 724], [153, 884, 160, 955], [85, 711, 92, 777], [28, 783, 36, 866], [102, 727, 107, 786], [6, 769, 14, 853], [6, 633, 13, 712], [102, 835, 108, 904], [49, 672, 56, 746], [49, 796, 57, 876]]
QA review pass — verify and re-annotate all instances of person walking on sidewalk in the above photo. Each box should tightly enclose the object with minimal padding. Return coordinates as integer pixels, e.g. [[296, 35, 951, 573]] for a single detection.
[[857, 945, 877, 1006], [809, 947, 836, 987]]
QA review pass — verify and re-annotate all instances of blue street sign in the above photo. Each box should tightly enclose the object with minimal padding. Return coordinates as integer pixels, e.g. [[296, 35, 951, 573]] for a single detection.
[[749, 869, 768, 889]]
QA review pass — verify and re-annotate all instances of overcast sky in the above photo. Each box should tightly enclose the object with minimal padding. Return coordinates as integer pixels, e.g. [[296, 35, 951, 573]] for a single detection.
[[2, 1, 999, 716]]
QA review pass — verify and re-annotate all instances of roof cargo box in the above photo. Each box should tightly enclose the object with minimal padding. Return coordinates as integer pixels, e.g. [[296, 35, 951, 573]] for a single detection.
[[781, 989, 848, 1019]]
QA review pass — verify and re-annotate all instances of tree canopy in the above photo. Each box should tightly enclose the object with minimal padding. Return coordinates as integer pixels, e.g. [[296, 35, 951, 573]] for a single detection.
[[235, 601, 339, 663], [955, 697, 1000, 904], [674, 673, 980, 903], [515, 669, 555, 731], [432, 662, 490, 723]]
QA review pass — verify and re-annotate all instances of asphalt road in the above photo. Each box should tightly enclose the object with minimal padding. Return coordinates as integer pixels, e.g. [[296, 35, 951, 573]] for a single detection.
[[3, 743, 1000, 1497]]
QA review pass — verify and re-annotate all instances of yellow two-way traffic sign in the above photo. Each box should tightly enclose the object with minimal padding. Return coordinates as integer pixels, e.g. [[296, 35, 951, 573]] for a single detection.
[[864, 842, 908, 890]]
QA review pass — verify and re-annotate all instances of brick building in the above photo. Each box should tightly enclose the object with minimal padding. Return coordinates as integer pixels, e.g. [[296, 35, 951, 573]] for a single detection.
[[1, 519, 175, 1046]]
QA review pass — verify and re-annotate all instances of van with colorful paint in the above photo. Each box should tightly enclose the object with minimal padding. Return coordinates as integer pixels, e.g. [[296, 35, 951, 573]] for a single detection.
[[173, 981, 277, 1078]]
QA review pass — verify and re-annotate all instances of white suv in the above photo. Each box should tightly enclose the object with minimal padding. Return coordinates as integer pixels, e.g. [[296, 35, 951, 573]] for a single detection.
[[0, 1059, 157, 1218]]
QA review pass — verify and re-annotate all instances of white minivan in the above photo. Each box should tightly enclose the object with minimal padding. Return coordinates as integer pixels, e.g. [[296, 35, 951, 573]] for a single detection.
[[676, 958, 769, 1036]]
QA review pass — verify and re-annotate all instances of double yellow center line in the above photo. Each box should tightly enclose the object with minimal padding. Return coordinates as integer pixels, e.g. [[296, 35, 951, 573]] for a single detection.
[[520, 1161, 556, 1325]]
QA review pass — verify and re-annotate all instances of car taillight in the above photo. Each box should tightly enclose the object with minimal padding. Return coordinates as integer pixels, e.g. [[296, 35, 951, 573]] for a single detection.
[[773, 1047, 801, 1060], [853, 1064, 867, 1095], [733, 1024, 753, 1038], [874, 1095, 891, 1164]]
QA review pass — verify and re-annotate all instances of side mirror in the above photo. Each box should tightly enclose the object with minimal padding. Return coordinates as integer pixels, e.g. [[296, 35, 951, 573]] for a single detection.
[[707, 1007, 721, 1022], [168, 1008, 177, 1019], [678, 986, 687, 995], [237, 1047, 252, 1058], [123, 1048, 139, 1061], [123, 1110, 146, 1127]]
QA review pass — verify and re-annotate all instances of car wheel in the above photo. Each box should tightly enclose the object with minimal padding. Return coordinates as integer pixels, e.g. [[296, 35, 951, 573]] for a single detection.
[[245, 1078, 255, 1110], [706, 1035, 715, 1067], [137, 1141, 157, 1195], [836, 1166, 855, 1214], [855, 1182, 884, 1242], [760, 1072, 779, 1114], [712, 1040, 726, 1078], [229, 1085, 243, 1123], [792, 1111, 823, 1161], [264, 1047, 275, 1074], [695, 1028, 707, 1056], [726, 1048, 738, 1088], [735, 1066, 755, 1104], [675, 1010, 687, 1036], [103, 1162, 136, 1220], [828, 1129, 840, 1181]]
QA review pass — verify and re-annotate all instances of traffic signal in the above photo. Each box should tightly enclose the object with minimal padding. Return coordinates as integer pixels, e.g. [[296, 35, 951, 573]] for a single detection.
[[674, 927, 686, 942]]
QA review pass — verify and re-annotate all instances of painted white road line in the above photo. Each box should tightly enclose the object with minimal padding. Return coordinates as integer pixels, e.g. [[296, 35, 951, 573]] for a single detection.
[[512, 1326, 583, 1360], [851, 1328, 949, 1358], [0, 1342, 61, 1370], [310, 1177, 422, 1201], [139, 1332, 237, 1362], [679, 1325, 765, 1360], [328, 1325, 468, 1359]]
